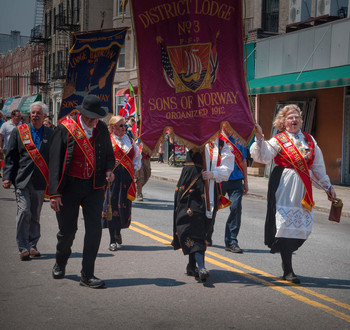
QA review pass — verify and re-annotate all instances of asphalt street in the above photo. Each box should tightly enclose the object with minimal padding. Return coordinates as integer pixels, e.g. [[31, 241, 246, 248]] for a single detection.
[[0, 167, 349, 329]]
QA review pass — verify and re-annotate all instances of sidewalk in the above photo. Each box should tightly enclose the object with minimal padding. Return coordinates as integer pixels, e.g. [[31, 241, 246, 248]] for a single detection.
[[150, 161, 350, 218]]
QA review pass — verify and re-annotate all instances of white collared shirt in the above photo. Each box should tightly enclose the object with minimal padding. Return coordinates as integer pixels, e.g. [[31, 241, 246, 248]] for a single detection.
[[79, 116, 96, 139]]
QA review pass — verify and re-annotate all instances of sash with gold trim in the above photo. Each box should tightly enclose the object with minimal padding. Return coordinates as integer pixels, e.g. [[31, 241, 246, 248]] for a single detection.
[[274, 132, 314, 211], [61, 118, 95, 169], [219, 133, 243, 173], [18, 124, 49, 197], [111, 135, 136, 201]]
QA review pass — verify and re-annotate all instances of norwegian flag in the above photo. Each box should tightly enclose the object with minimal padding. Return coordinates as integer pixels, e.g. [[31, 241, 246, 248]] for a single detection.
[[122, 94, 129, 108], [119, 95, 135, 117]]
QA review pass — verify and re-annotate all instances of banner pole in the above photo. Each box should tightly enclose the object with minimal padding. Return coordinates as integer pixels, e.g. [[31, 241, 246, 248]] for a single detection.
[[202, 150, 210, 212]]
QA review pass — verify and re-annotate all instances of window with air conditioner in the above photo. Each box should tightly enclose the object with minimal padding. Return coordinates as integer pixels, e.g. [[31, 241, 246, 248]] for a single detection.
[[289, 0, 311, 24], [316, 0, 349, 17]]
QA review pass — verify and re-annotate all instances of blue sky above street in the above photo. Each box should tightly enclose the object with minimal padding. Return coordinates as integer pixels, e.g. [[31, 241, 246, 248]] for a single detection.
[[0, 0, 36, 36]]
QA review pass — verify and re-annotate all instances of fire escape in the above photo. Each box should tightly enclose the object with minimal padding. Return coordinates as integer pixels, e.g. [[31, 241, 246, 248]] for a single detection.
[[52, 2, 81, 80], [29, 0, 49, 89]]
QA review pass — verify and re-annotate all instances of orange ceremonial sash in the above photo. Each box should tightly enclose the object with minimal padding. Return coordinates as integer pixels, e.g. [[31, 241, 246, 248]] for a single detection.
[[18, 124, 49, 197], [219, 133, 243, 173], [61, 118, 95, 170], [275, 132, 314, 211], [111, 135, 136, 201]]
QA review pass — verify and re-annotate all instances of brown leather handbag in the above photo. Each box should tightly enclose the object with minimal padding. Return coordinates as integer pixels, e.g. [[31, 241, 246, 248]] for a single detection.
[[328, 198, 343, 223]]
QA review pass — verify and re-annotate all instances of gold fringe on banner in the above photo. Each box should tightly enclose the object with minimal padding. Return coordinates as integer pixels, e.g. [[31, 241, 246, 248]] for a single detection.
[[140, 121, 250, 158]]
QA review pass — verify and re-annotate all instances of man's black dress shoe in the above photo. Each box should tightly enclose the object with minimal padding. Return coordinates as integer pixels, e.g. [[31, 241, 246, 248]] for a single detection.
[[80, 274, 105, 288], [52, 263, 65, 279], [283, 272, 300, 284]]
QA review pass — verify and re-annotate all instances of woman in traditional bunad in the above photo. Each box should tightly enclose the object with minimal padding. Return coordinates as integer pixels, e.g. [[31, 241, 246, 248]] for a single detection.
[[172, 135, 234, 282], [250, 104, 336, 283], [102, 115, 141, 251]]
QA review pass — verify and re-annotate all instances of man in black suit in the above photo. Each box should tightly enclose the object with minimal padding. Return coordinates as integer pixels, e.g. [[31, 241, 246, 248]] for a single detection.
[[49, 95, 115, 289], [3, 102, 53, 261]]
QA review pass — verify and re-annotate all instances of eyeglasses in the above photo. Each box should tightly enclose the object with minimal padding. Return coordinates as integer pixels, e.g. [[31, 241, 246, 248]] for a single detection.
[[117, 124, 126, 128], [286, 116, 301, 121]]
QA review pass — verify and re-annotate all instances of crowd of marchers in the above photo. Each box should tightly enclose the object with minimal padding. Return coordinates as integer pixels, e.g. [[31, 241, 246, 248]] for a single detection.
[[1, 96, 336, 288]]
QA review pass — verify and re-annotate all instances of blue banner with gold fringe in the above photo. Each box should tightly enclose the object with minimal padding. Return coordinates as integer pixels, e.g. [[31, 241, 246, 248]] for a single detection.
[[59, 28, 128, 121]]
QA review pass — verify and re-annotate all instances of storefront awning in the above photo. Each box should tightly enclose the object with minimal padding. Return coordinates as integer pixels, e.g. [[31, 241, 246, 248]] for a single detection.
[[18, 95, 42, 114], [1, 97, 21, 116], [116, 87, 138, 96], [10, 97, 22, 112], [116, 88, 129, 95], [248, 65, 350, 95]]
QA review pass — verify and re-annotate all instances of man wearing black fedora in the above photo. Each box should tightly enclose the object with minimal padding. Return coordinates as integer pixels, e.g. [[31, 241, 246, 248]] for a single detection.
[[49, 95, 115, 288]]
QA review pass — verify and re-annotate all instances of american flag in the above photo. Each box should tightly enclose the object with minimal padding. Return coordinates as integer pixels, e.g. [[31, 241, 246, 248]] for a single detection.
[[160, 43, 175, 88]]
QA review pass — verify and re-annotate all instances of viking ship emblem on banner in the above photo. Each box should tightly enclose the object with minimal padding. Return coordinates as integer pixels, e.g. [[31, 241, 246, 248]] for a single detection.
[[158, 32, 219, 93]]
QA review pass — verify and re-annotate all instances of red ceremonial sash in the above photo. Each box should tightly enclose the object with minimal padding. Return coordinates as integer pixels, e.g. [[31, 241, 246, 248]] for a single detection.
[[111, 135, 136, 201], [274, 132, 314, 211], [208, 138, 232, 210], [219, 133, 244, 173], [18, 124, 49, 197], [208, 142, 221, 166], [61, 118, 95, 170]]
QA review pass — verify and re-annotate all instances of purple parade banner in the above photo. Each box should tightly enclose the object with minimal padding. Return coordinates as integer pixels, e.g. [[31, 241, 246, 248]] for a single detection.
[[131, 0, 254, 153]]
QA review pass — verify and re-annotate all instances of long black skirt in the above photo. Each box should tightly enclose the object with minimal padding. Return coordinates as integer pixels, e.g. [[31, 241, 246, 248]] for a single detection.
[[265, 166, 305, 254], [102, 165, 132, 230], [172, 150, 217, 255]]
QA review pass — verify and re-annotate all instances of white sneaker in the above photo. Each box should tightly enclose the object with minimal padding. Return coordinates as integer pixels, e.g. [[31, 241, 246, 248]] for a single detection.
[[109, 243, 117, 251], [137, 193, 143, 201]]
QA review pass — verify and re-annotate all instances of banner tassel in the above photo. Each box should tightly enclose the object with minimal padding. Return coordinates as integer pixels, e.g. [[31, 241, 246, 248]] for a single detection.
[[106, 180, 113, 221]]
